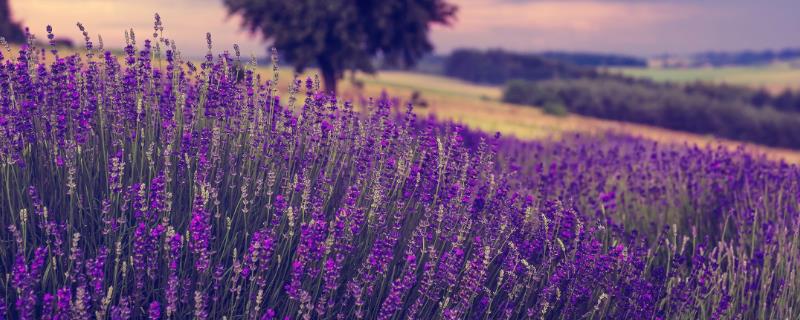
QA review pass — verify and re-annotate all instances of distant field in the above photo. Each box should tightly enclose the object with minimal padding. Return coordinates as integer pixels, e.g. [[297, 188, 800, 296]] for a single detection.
[[611, 64, 800, 91], [329, 69, 800, 163]]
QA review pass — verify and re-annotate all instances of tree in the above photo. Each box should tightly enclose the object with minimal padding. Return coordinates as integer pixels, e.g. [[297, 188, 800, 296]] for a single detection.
[[224, 0, 457, 93], [0, 0, 25, 43]]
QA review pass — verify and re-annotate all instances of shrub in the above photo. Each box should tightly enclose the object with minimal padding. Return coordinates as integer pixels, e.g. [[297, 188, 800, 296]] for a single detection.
[[542, 102, 568, 116], [503, 78, 800, 148], [539, 51, 647, 67]]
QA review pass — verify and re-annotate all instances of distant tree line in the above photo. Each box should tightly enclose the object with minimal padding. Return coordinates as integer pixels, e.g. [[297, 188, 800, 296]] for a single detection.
[[503, 77, 800, 149], [655, 48, 800, 68], [443, 49, 598, 84], [690, 49, 800, 67], [374, 49, 646, 78], [539, 51, 647, 67]]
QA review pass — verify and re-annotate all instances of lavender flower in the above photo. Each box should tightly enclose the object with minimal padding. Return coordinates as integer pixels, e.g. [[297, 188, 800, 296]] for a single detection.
[[148, 300, 161, 320], [0, 18, 797, 320]]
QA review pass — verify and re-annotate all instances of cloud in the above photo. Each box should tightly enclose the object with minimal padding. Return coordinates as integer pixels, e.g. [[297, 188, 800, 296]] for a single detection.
[[10, 0, 800, 57], [445, 0, 700, 33], [430, 0, 714, 54]]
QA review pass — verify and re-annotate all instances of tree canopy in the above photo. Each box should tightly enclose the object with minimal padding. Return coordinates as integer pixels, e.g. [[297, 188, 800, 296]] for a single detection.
[[0, 0, 25, 43], [224, 0, 457, 93]]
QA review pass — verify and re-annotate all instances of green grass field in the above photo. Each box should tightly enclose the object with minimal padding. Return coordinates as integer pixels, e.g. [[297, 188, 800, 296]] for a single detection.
[[611, 64, 800, 92]]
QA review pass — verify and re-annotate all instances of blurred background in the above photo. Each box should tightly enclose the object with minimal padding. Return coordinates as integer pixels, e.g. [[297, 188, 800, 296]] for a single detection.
[[3, 0, 800, 160]]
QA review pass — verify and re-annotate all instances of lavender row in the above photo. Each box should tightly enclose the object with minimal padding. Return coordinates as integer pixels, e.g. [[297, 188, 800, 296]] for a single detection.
[[0, 23, 798, 319]]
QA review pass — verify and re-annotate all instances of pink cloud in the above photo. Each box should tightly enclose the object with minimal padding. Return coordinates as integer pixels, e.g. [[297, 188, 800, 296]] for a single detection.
[[431, 0, 706, 53], [442, 0, 701, 33]]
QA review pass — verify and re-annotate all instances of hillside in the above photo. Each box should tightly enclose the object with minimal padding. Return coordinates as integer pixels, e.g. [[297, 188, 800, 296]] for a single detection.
[[319, 69, 800, 163], [612, 64, 800, 92]]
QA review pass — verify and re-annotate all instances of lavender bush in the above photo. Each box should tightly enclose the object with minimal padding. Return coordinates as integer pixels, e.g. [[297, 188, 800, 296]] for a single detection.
[[0, 20, 798, 319]]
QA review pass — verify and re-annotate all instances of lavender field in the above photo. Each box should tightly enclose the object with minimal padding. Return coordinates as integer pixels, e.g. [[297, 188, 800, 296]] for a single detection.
[[0, 26, 799, 320]]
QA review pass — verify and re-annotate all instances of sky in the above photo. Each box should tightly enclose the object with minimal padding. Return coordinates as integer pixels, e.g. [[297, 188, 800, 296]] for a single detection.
[[8, 0, 800, 58]]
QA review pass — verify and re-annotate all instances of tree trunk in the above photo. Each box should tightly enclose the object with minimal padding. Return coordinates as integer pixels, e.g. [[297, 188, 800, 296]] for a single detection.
[[318, 58, 337, 95]]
